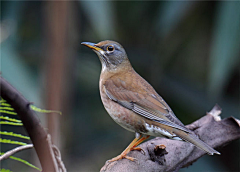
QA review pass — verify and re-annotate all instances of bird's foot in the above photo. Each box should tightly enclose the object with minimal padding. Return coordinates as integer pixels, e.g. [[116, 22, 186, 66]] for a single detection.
[[108, 154, 136, 162], [131, 147, 145, 155], [108, 147, 145, 162], [108, 134, 149, 162]]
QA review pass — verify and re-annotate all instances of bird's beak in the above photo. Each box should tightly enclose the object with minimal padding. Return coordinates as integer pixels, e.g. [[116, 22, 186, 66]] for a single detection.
[[81, 41, 108, 66], [81, 42, 103, 52]]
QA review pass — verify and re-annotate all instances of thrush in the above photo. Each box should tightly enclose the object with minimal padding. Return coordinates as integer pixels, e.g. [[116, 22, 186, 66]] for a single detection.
[[81, 40, 220, 162]]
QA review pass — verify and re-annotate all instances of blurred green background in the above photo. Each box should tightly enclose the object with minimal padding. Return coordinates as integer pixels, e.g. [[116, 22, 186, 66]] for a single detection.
[[1, 1, 239, 172]]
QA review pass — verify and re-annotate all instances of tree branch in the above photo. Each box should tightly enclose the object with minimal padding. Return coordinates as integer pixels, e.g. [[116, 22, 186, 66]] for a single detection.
[[0, 76, 59, 171], [0, 144, 33, 161], [100, 105, 240, 172]]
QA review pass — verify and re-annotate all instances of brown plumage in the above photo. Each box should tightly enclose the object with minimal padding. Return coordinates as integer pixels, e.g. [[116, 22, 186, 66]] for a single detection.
[[81, 40, 220, 162]]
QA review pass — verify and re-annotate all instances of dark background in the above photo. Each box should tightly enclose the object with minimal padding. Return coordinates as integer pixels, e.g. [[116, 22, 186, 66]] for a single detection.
[[1, 1, 239, 171]]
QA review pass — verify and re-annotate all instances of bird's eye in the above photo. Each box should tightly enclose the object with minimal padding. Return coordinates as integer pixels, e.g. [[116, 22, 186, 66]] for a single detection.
[[107, 45, 115, 52]]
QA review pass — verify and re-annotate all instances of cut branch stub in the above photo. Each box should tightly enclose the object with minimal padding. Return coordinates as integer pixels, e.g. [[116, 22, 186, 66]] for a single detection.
[[147, 143, 168, 165]]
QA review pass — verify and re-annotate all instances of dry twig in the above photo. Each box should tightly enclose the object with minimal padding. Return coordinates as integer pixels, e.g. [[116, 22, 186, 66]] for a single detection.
[[0, 144, 33, 161]]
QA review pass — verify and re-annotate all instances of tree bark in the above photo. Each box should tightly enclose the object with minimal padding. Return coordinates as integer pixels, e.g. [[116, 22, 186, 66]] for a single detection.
[[100, 105, 240, 172]]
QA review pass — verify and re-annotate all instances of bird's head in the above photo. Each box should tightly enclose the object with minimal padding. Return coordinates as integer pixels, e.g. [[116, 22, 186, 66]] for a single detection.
[[81, 40, 131, 72]]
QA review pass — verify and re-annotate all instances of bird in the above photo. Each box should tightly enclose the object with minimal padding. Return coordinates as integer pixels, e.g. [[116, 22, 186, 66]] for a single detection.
[[81, 40, 220, 162]]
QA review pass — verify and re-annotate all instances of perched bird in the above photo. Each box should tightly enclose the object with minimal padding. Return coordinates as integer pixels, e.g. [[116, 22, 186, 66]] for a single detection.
[[81, 40, 220, 162]]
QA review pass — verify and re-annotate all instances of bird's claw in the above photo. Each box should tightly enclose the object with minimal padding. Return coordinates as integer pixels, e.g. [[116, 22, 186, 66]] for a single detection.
[[108, 154, 136, 162], [132, 147, 145, 155]]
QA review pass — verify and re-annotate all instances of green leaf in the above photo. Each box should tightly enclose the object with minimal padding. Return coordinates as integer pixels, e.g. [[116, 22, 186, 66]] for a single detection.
[[0, 107, 15, 111], [0, 131, 30, 140], [30, 105, 62, 115], [0, 99, 7, 103], [0, 110, 17, 115], [0, 121, 23, 126], [0, 102, 11, 107], [0, 168, 13, 172], [0, 138, 27, 145], [0, 153, 41, 171], [0, 116, 22, 123]]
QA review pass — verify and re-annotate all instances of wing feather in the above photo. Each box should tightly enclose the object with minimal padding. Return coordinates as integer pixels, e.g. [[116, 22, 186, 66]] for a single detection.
[[104, 77, 190, 133]]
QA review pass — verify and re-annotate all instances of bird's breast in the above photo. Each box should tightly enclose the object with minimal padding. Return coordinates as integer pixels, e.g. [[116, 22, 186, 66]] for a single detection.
[[99, 80, 147, 133]]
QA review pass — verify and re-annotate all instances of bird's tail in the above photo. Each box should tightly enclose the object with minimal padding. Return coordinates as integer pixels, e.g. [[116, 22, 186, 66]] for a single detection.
[[173, 129, 220, 155]]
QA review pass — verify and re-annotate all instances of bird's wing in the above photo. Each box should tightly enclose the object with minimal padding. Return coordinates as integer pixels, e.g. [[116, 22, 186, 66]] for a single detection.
[[104, 76, 190, 133]]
